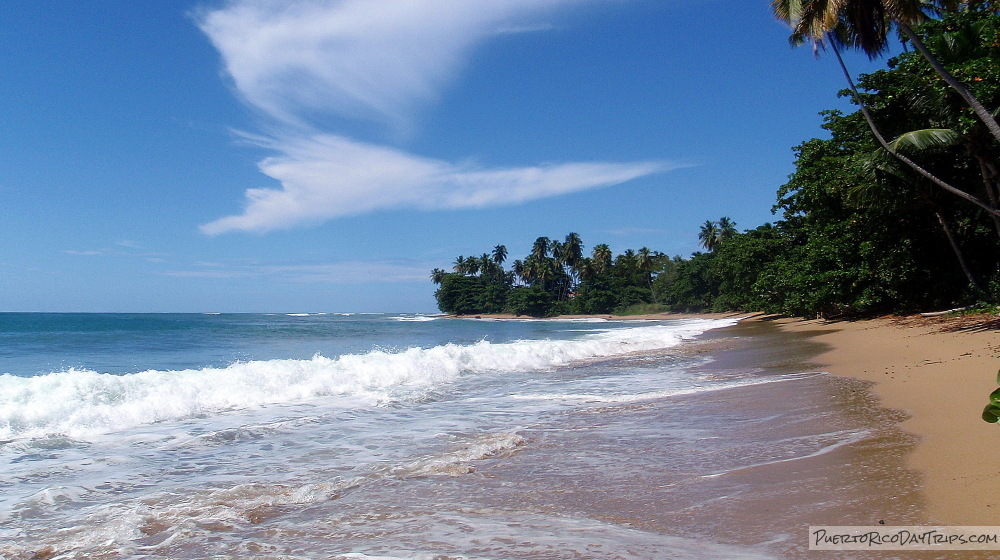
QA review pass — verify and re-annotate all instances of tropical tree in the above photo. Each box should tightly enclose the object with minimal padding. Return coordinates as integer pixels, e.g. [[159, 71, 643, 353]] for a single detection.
[[773, 1, 1000, 218], [531, 237, 551, 260], [492, 244, 508, 267], [430, 268, 447, 285], [773, 0, 1000, 142], [592, 244, 613, 275], [511, 259, 525, 286], [717, 217, 738, 242], [636, 247, 655, 291], [699, 220, 721, 251]]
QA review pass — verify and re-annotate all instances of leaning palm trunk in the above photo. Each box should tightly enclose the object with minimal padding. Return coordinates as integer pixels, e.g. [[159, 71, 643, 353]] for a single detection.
[[896, 22, 1000, 145], [829, 38, 1000, 218], [932, 207, 981, 291], [974, 156, 1000, 241]]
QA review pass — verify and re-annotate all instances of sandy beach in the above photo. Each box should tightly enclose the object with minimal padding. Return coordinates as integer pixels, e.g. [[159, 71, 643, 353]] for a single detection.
[[770, 313, 1000, 526], [458, 310, 1000, 527]]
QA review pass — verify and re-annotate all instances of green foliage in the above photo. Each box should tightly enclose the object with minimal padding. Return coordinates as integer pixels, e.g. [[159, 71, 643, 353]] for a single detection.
[[434, 6, 1000, 319], [506, 286, 555, 317], [983, 370, 1000, 424], [434, 233, 664, 316]]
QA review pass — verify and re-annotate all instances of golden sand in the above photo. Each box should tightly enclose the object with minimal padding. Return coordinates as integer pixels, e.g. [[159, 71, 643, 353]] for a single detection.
[[764, 314, 1000, 525]]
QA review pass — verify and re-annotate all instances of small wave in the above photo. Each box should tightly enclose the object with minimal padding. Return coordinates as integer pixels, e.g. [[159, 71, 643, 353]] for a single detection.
[[510, 371, 827, 404], [700, 428, 871, 478], [390, 432, 526, 477], [390, 315, 440, 322]]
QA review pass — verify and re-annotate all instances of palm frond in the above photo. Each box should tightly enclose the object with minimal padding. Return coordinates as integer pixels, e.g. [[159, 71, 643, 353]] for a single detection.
[[888, 128, 961, 151]]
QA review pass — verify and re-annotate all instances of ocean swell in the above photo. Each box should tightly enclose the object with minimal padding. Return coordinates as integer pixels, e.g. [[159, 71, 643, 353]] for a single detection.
[[0, 319, 737, 440]]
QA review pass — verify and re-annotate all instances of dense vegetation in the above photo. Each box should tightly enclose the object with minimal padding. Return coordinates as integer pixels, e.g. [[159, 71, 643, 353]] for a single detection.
[[434, 3, 1000, 318], [431, 234, 677, 316]]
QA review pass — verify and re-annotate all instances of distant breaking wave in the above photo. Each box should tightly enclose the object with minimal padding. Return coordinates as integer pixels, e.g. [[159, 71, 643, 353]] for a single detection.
[[0, 319, 737, 440]]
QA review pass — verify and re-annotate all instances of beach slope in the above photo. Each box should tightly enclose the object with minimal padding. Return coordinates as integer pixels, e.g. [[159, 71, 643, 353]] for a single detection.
[[773, 314, 1000, 525]]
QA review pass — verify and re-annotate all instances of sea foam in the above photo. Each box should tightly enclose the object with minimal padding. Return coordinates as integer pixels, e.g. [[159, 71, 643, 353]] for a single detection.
[[0, 319, 737, 440]]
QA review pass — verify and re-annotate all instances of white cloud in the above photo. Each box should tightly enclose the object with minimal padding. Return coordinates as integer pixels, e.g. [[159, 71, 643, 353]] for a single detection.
[[196, 0, 571, 129], [196, 0, 672, 233], [200, 133, 673, 234]]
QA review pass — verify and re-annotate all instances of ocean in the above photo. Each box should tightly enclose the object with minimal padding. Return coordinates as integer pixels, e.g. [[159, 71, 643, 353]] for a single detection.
[[0, 313, 926, 559]]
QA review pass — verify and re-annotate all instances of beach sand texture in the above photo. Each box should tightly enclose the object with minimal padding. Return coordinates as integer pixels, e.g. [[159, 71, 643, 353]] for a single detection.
[[770, 314, 1000, 527]]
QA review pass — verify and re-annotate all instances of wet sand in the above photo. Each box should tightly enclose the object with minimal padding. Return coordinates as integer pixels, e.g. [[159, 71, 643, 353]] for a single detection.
[[769, 314, 1000, 527], [413, 318, 949, 558], [452, 311, 1000, 536]]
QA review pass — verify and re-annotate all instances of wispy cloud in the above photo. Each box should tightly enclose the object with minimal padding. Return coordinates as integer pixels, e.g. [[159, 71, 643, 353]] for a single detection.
[[195, 0, 671, 233], [63, 247, 171, 260], [201, 133, 673, 234], [196, 0, 569, 129]]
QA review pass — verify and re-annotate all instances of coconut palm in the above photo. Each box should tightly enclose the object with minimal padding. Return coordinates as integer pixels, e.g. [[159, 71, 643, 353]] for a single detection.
[[890, 127, 1000, 238], [698, 220, 721, 251], [479, 253, 494, 278], [561, 232, 585, 289], [492, 244, 508, 267], [636, 247, 655, 291], [465, 257, 480, 277], [592, 244, 613, 275], [773, 0, 1000, 143], [531, 237, 551, 260], [430, 268, 447, 285], [563, 233, 583, 269], [773, 1, 1000, 217], [717, 217, 738, 243], [856, 140, 983, 289]]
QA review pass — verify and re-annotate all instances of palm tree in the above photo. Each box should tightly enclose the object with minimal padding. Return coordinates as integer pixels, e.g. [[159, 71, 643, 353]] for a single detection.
[[773, 0, 1000, 143], [430, 268, 447, 285], [717, 217, 738, 243], [773, 0, 1000, 217], [855, 142, 983, 290], [698, 220, 721, 251], [562, 232, 585, 290], [576, 257, 596, 283], [531, 237, 551, 261], [492, 244, 508, 267], [479, 253, 493, 278], [563, 233, 583, 268], [512, 259, 525, 286], [465, 257, 480, 277], [889, 127, 1000, 239], [592, 244, 613, 275], [636, 247, 655, 291]]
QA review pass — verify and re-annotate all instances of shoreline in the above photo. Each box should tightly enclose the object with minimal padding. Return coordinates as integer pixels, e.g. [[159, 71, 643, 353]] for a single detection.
[[456, 310, 1000, 525], [756, 313, 1000, 526], [446, 311, 751, 321]]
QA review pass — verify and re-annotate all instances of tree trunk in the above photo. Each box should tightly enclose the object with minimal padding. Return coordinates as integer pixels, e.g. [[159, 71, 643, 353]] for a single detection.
[[829, 39, 1000, 218], [975, 157, 1000, 242], [933, 208, 980, 290], [897, 22, 1000, 146]]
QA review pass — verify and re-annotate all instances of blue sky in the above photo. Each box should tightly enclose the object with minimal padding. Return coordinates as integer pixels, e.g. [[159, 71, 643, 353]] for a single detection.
[[0, 0, 891, 313]]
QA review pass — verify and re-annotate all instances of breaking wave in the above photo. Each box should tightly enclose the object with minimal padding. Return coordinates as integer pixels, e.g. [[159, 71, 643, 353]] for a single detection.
[[0, 319, 738, 440]]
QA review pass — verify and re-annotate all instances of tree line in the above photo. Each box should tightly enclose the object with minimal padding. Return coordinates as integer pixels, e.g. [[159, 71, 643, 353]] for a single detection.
[[433, 2, 1000, 318], [431, 233, 680, 316]]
